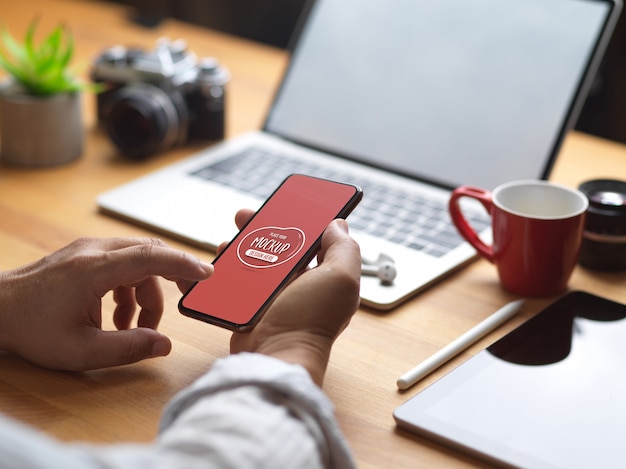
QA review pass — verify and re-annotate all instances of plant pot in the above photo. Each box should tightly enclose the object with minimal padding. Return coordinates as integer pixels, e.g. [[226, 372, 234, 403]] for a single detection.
[[0, 91, 84, 167]]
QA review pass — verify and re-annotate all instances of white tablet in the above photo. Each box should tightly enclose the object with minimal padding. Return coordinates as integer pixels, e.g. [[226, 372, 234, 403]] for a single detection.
[[394, 291, 626, 468]]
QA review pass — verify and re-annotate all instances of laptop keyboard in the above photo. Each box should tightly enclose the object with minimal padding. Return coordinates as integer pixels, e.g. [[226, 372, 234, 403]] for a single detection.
[[191, 146, 490, 258]]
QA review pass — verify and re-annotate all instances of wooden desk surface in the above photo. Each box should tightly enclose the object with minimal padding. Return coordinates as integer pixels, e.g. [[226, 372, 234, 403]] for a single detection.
[[2, 1, 626, 467]]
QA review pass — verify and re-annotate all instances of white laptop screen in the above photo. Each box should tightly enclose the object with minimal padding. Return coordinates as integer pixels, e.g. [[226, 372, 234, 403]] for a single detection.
[[264, 0, 616, 190]]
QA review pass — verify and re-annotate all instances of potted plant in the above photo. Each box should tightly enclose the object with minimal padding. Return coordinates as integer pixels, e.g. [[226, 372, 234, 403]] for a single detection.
[[0, 19, 94, 167]]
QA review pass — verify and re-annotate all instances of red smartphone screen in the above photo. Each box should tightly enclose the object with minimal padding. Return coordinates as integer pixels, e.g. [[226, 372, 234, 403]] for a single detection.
[[178, 174, 362, 331]]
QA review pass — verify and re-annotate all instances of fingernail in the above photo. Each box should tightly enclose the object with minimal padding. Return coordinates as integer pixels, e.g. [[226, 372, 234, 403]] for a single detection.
[[336, 219, 349, 233], [151, 340, 171, 358], [199, 261, 214, 275]]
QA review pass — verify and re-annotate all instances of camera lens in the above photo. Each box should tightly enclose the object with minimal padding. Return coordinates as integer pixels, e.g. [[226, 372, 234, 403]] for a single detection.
[[105, 83, 186, 160], [578, 179, 626, 271]]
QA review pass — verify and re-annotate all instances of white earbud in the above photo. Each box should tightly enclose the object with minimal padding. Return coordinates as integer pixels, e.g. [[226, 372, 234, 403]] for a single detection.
[[361, 253, 397, 285]]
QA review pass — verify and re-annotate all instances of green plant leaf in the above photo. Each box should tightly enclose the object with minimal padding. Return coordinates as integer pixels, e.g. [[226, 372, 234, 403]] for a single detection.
[[23, 18, 38, 64], [1, 27, 27, 65], [58, 31, 73, 69], [41, 26, 62, 60], [34, 27, 59, 73]]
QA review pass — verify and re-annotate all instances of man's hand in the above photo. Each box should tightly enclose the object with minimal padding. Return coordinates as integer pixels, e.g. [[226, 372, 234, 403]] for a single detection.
[[0, 237, 213, 371], [229, 209, 361, 386]]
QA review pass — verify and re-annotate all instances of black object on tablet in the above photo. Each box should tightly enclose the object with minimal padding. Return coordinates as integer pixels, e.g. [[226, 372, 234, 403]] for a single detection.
[[394, 291, 626, 468]]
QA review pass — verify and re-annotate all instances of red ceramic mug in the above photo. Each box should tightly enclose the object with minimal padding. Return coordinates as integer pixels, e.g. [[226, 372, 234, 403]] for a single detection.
[[449, 180, 588, 297]]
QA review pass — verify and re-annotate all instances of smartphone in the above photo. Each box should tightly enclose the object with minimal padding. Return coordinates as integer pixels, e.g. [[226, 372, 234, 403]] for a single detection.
[[178, 174, 363, 331]]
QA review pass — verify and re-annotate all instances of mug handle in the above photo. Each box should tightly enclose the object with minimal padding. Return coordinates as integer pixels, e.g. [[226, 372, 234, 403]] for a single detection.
[[448, 185, 495, 262]]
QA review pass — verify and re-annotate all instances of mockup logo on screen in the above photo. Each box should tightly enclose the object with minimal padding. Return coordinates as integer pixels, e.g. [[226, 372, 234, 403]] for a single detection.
[[237, 226, 306, 268]]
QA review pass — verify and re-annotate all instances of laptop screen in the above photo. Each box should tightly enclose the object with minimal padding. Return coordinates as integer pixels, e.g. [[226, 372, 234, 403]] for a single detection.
[[264, 0, 617, 190]]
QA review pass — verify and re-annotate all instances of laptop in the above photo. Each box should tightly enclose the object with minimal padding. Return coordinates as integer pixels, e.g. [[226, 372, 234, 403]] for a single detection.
[[97, 0, 621, 310]]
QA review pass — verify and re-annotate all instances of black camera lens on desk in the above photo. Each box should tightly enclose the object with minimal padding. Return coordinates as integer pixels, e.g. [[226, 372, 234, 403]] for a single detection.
[[578, 179, 626, 271], [104, 83, 188, 159]]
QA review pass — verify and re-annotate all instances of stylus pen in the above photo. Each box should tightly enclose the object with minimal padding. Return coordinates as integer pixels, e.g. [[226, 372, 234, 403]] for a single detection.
[[396, 299, 524, 391]]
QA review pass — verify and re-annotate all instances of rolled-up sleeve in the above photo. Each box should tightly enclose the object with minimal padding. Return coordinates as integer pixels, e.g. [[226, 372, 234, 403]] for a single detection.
[[158, 352, 355, 468], [0, 353, 356, 469]]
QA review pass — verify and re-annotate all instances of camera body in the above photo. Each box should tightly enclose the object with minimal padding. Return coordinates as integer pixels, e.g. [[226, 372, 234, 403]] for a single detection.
[[92, 38, 229, 159]]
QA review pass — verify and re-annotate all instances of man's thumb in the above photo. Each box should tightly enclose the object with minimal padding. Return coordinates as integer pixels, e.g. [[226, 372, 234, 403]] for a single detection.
[[86, 328, 172, 369]]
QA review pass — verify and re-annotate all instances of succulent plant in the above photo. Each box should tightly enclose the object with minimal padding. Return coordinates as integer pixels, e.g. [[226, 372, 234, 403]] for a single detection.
[[0, 19, 92, 96]]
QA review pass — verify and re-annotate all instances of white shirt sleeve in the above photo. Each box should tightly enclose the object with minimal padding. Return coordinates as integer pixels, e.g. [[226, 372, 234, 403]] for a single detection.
[[0, 353, 356, 469]]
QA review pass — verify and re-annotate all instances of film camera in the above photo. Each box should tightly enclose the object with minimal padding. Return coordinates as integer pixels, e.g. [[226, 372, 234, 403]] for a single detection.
[[92, 38, 229, 160]]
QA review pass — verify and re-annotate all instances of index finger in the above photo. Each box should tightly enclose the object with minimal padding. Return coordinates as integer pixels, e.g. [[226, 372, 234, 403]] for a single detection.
[[92, 242, 213, 296]]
